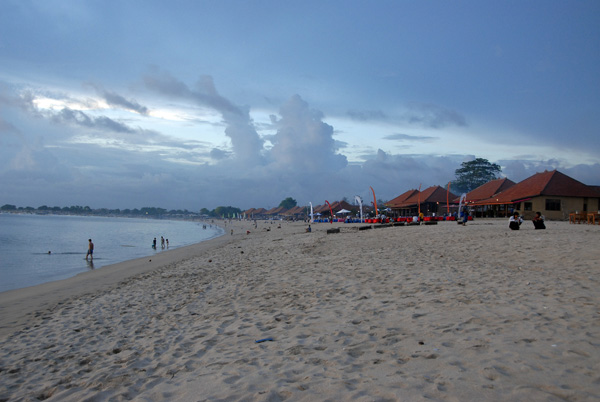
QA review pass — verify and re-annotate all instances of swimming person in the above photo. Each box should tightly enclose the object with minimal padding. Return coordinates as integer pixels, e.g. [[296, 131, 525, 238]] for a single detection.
[[86, 239, 94, 260]]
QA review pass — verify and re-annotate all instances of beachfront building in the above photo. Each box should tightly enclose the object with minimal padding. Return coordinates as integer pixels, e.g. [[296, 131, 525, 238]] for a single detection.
[[243, 208, 267, 220], [311, 200, 361, 219], [282, 206, 307, 220], [470, 170, 600, 220], [263, 206, 288, 220], [454, 177, 516, 218], [387, 186, 458, 217]]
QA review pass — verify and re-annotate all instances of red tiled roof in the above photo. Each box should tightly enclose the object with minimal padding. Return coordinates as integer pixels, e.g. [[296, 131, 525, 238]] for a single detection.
[[313, 204, 329, 213], [283, 206, 306, 215], [331, 200, 356, 212], [455, 178, 516, 203], [472, 170, 599, 205], [264, 206, 287, 215], [386, 189, 419, 208], [245, 208, 266, 215], [389, 186, 458, 208]]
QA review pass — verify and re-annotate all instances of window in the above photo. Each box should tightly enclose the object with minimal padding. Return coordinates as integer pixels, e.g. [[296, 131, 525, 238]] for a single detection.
[[545, 199, 561, 211], [524, 202, 532, 211]]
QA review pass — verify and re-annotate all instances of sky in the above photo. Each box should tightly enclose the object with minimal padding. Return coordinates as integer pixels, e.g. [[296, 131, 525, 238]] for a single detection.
[[1, 1, 599, 210]]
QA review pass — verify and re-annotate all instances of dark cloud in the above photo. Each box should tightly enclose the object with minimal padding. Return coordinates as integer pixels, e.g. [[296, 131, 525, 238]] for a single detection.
[[346, 104, 466, 129], [144, 68, 264, 166], [210, 148, 230, 160], [383, 133, 439, 142], [347, 109, 388, 121], [1, 74, 597, 211], [0, 117, 20, 135], [99, 88, 149, 115], [54, 108, 135, 133], [143, 68, 241, 117], [0, 81, 39, 115], [499, 158, 600, 185], [402, 103, 467, 128]]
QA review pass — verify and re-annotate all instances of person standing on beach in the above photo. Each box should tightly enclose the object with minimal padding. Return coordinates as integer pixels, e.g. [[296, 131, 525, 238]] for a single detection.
[[86, 239, 94, 261], [152, 238, 157, 249]]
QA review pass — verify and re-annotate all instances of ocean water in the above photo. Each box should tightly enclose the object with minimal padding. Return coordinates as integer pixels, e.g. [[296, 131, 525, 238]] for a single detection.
[[0, 214, 223, 293]]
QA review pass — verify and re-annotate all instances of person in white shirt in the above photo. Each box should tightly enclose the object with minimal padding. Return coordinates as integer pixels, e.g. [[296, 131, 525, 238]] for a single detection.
[[509, 212, 523, 230]]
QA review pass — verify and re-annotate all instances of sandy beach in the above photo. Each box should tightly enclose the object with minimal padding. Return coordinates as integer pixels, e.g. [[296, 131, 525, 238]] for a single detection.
[[1, 219, 599, 401]]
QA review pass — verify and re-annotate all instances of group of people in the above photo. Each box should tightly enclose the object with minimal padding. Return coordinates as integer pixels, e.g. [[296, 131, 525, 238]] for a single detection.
[[509, 211, 546, 230], [86, 234, 171, 261], [152, 236, 169, 249]]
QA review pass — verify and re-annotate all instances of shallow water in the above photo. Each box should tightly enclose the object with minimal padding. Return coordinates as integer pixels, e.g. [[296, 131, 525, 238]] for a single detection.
[[0, 214, 223, 292]]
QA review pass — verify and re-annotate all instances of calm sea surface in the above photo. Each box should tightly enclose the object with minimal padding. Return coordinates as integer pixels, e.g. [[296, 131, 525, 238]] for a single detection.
[[0, 214, 223, 293]]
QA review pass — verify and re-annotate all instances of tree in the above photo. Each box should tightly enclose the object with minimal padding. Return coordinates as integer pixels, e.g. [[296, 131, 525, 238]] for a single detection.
[[452, 158, 501, 193], [278, 197, 297, 209], [214, 206, 242, 218]]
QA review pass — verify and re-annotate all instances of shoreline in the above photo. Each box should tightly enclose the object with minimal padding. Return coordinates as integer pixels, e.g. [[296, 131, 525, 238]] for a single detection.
[[0, 221, 233, 337], [1, 219, 599, 401], [0, 213, 225, 294]]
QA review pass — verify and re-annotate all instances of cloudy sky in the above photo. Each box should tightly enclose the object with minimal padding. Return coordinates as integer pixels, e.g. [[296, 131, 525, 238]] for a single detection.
[[1, 1, 599, 210]]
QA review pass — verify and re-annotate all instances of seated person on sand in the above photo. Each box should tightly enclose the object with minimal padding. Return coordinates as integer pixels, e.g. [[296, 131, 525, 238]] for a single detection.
[[509, 212, 523, 230], [532, 211, 546, 230]]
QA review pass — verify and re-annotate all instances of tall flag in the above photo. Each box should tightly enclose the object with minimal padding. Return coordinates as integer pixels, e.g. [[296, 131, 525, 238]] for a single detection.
[[355, 195, 364, 222], [325, 200, 334, 224], [370, 186, 378, 216]]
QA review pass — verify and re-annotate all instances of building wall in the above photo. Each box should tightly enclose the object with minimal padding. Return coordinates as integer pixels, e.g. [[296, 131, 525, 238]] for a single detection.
[[514, 196, 600, 220]]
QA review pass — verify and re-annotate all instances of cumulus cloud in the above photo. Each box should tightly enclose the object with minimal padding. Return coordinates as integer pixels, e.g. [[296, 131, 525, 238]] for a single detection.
[[1, 72, 598, 211], [268, 94, 347, 174], [144, 68, 263, 166]]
